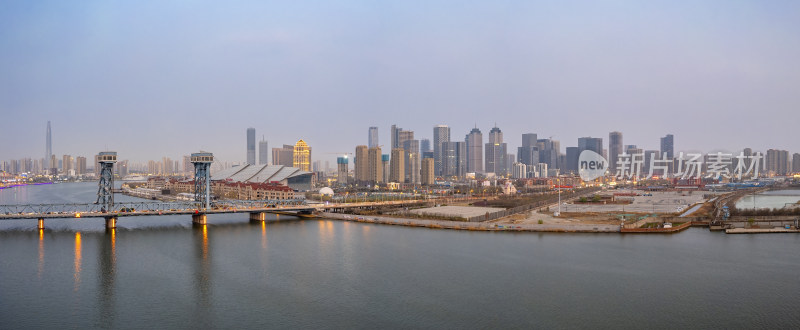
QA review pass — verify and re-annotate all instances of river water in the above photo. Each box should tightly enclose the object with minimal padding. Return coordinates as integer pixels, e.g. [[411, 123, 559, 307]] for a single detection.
[[735, 189, 800, 210], [1, 183, 799, 329]]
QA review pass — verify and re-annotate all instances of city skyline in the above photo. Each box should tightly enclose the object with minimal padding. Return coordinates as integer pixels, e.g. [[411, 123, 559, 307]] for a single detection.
[[3, 120, 800, 173], [2, 1, 800, 163]]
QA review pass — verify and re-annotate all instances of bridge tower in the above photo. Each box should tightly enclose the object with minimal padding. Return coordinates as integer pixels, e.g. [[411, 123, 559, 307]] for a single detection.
[[96, 152, 117, 212], [191, 152, 214, 211]]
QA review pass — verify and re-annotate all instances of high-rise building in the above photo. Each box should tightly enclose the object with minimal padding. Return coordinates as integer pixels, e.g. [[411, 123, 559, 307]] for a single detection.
[[466, 128, 483, 173], [420, 139, 431, 154], [272, 145, 294, 167], [421, 158, 435, 185], [368, 126, 379, 148], [442, 141, 466, 178], [391, 125, 400, 149], [398, 131, 414, 149], [766, 149, 789, 176], [578, 137, 603, 155], [382, 154, 390, 183], [512, 162, 527, 179], [609, 131, 623, 172], [337, 156, 349, 185], [368, 147, 383, 184], [660, 134, 674, 159], [433, 125, 450, 176], [537, 139, 560, 170], [643, 150, 661, 176], [792, 153, 800, 174], [293, 140, 311, 171], [259, 138, 269, 165], [565, 147, 579, 174], [246, 128, 256, 165], [45, 121, 52, 171], [76, 156, 87, 175], [518, 133, 539, 167], [484, 126, 507, 175], [390, 148, 405, 183], [62, 155, 72, 174], [403, 139, 420, 184], [355, 145, 369, 184]]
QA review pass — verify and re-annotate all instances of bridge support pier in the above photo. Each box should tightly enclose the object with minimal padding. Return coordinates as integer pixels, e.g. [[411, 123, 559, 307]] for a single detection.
[[192, 214, 207, 225], [105, 217, 117, 229], [37, 218, 44, 230], [249, 212, 266, 222]]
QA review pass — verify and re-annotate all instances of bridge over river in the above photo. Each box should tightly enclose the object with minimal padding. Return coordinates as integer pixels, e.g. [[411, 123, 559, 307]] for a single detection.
[[1, 150, 427, 229]]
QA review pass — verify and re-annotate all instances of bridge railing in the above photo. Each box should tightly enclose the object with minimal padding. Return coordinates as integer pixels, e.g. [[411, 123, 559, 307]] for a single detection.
[[0, 199, 309, 217]]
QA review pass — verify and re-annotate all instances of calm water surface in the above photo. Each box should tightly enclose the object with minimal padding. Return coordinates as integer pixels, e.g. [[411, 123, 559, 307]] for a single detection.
[[735, 189, 800, 210], [1, 183, 799, 329]]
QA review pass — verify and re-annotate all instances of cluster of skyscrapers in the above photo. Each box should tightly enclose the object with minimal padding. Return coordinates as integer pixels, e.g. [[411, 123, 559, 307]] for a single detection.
[[245, 127, 312, 172], [334, 125, 800, 187]]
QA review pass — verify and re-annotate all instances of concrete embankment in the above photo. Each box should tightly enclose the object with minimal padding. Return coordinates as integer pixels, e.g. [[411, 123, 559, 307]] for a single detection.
[[725, 227, 800, 234], [319, 212, 620, 233]]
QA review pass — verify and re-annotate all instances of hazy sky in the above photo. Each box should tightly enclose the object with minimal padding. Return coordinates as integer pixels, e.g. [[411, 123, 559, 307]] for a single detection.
[[2, 0, 799, 164]]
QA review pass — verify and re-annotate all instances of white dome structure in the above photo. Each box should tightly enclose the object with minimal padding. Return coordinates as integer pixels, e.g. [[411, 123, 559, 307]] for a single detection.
[[319, 187, 334, 196]]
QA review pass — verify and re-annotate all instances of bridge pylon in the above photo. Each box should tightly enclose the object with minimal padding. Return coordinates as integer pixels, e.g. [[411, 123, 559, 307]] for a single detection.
[[191, 152, 214, 211], [96, 152, 117, 212]]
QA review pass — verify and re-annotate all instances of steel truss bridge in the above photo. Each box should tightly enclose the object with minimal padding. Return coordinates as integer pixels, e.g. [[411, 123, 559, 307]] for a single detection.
[[0, 150, 429, 228], [0, 199, 311, 220]]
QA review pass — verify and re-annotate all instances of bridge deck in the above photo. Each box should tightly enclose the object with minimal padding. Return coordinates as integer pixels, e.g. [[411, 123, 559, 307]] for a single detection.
[[0, 199, 428, 220]]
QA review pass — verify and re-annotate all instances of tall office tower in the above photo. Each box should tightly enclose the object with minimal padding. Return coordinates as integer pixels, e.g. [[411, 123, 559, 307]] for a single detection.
[[420, 139, 431, 154], [421, 158, 435, 185], [246, 128, 256, 165], [766, 149, 789, 175], [45, 121, 52, 171], [337, 156, 349, 185], [390, 124, 400, 149], [643, 150, 661, 176], [355, 145, 369, 184], [578, 137, 603, 155], [442, 141, 467, 178], [259, 137, 269, 165], [76, 156, 87, 175], [609, 131, 623, 172], [368, 126, 379, 148], [518, 133, 539, 167], [382, 154, 391, 183], [537, 139, 559, 170], [403, 139, 420, 184], [390, 148, 405, 182], [433, 125, 450, 176], [564, 147, 579, 174], [521, 133, 538, 149], [293, 140, 311, 171], [485, 126, 508, 175], [465, 127, 483, 173], [792, 153, 800, 174], [660, 134, 674, 159], [368, 147, 383, 184]]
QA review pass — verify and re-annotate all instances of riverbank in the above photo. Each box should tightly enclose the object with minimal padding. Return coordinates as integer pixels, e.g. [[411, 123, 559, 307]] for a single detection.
[[320, 212, 621, 233]]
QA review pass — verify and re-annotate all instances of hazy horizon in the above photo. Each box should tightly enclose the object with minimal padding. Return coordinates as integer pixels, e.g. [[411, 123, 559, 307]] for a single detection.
[[2, 1, 799, 164]]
